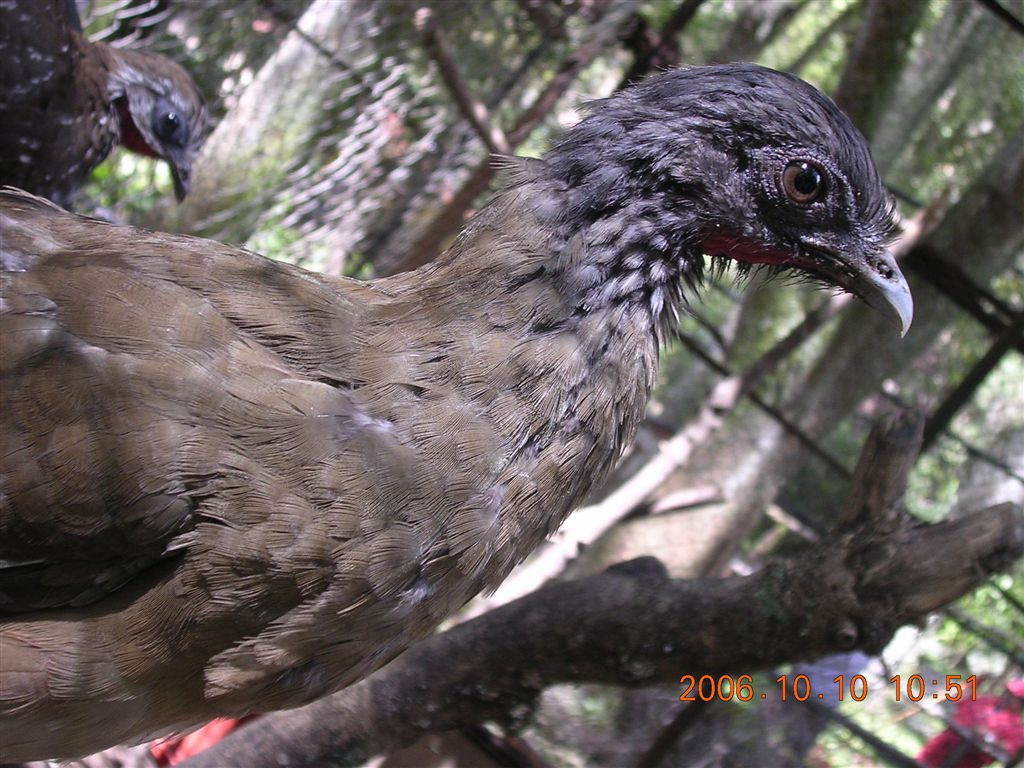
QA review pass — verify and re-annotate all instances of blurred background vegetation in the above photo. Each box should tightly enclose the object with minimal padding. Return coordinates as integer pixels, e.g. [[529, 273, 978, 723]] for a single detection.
[[74, 0, 1022, 765]]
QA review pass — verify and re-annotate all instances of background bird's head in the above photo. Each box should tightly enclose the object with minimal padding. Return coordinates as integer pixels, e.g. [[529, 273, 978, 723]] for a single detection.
[[546, 63, 912, 335], [106, 46, 207, 201]]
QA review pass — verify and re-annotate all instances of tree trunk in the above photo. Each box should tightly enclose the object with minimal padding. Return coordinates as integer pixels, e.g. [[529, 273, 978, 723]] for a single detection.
[[155, 0, 378, 243], [708, 0, 810, 64], [832, 0, 930, 140], [870, 0, 992, 173]]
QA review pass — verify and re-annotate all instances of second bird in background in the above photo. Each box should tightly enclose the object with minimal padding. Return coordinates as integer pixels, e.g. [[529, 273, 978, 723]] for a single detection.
[[0, 0, 206, 207]]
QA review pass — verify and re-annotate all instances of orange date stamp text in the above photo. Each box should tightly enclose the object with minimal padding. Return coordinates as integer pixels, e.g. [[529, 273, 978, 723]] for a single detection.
[[678, 674, 978, 703]]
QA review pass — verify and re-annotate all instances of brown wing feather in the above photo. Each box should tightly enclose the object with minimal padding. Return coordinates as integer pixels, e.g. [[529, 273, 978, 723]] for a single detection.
[[0, 190, 370, 611]]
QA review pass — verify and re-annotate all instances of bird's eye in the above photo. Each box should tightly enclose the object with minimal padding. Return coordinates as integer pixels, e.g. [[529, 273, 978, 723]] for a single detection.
[[153, 107, 186, 146], [781, 161, 825, 204]]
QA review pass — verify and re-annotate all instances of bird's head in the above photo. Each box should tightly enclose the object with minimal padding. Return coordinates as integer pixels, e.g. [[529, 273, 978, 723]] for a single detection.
[[545, 63, 912, 335], [107, 46, 207, 202]]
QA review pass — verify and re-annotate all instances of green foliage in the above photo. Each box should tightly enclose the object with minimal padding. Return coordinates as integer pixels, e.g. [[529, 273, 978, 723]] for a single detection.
[[79, 151, 177, 221]]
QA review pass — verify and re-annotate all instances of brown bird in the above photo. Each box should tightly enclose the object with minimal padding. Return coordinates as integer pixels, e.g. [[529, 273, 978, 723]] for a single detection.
[[0, 0, 206, 207], [0, 63, 912, 761]]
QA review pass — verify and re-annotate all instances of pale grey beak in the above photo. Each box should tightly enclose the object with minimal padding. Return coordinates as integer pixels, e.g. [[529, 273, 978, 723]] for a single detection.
[[848, 248, 914, 337]]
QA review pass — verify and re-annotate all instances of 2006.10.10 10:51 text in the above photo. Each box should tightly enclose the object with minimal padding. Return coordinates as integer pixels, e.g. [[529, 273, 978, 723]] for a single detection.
[[678, 674, 978, 703]]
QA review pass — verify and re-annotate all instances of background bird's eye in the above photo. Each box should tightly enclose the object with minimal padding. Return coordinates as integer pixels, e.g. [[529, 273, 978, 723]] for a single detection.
[[781, 161, 825, 204], [153, 108, 186, 146]]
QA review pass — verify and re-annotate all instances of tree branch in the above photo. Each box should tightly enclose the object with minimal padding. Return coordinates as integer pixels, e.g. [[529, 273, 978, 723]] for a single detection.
[[838, 410, 922, 529], [417, 8, 512, 156], [514, 0, 567, 40]]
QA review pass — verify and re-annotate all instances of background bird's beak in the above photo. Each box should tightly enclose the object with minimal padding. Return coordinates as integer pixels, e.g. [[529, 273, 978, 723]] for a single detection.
[[170, 160, 191, 202], [845, 248, 914, 337]]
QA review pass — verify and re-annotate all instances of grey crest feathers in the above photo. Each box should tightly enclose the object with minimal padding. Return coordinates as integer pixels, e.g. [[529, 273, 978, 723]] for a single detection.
[[548, 63, 895, 239]]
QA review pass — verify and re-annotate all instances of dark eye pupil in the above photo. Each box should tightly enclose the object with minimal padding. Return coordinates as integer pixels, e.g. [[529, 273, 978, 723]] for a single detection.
[[794, 164, 820, 195], [153, 107, 186, 146]]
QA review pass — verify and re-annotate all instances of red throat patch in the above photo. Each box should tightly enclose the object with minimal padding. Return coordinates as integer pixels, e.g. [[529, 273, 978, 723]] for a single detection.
[[699, 234, 794, 266], [115, 99, 161, 159]]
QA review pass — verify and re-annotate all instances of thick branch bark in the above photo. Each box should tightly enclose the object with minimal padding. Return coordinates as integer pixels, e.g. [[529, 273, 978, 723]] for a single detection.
[[838, 410, 922, 529]]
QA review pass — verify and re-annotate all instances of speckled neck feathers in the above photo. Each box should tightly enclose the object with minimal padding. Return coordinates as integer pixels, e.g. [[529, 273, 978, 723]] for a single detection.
[[425, 155, 705, 351]]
